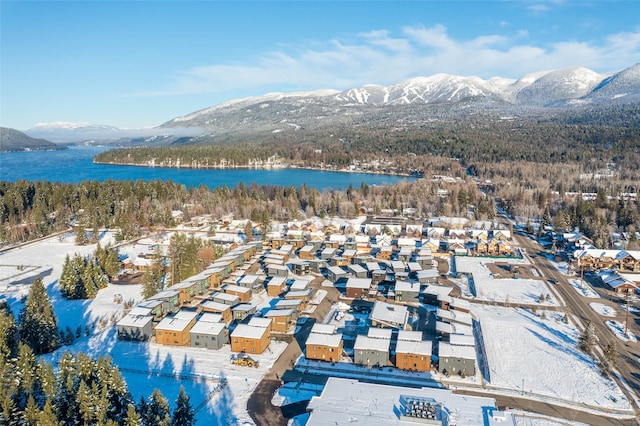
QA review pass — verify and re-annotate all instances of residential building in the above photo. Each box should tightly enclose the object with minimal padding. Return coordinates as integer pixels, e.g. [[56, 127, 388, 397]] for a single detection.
[[345, 277, 372, 299], [155, 310, 198, 346], [438, 342, 476, 376], [230, 324, 270, 354], [189, 319, 227, 350], [370, 301, 409, 330]]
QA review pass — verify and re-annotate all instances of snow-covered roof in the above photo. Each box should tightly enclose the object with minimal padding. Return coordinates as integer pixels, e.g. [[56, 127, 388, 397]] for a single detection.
[[436, 308, 473, 325], [156, 311, 197, 332], [422, 284, 453, 300], [199, 312, 224, 323], [347, 264, 367, 274], [346, 277, 372, 289], [396, 339, 432, 356], [190, 320, 226, 336], [223, 284, 251, 294], [306, 378, 509, 426], [199, 300, 231, 312], [306, 332, 343, 347], [238, 274, 260, 285], [116, 312, 153, 328], [367, 327, 393, 340], [449, 334, 475, 346], [397, 330, 423, 342], [370, 302, 409, 328], [311, 323, 337, 335], [290, 279, 312, 291], [435, 321, 473, 336], [211, 292, 240, 303], [248, 317, 272, 328], [275, 299, 302, 309], [354, 335, 390, 352], [264, 308, 293, 317], [231, 324, 267, 339], [394, 280, 420, 293], [438, 342, 477, 360], [268, 276, 287, 286]]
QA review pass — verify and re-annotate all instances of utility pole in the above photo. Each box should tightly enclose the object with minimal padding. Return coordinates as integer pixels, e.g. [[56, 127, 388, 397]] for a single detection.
[[624, 291, 630, 337]]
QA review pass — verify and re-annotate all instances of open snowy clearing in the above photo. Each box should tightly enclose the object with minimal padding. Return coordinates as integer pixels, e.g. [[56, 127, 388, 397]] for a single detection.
[[605, 320, 638, 343], [0, 233, 287, 424], [568, 278, 599, 298], [589, 302, 617, 317], [473, 305, 630, 412], [455, 256, 559, 306]]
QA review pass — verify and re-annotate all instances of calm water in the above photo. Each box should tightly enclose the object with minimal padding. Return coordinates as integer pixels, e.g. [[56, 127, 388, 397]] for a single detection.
[[0, 146, 414, 191]]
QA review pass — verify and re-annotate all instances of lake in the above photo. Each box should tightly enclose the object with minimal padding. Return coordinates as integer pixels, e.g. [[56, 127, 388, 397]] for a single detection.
[[0, 146, 415, 190]]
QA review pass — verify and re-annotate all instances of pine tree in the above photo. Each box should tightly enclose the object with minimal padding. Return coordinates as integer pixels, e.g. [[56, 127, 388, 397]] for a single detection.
[[59, 254, 81, 299], [39, 400, 62, 426], [170, 386, 195, 426], [18, 277, 60, 355], [143, 389, 171, 426], [578, 320, 597, 355], [124, 404, 142, 426], [603, 341, 618, 372], [0, 305, 18, 358], [142, 246, 165, 298]]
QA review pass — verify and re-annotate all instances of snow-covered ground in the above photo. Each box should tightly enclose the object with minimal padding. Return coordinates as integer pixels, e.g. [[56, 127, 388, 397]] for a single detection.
[[568, 278, 599, 298], [589, 302, 617, 317], [0, 233, 286, 424], [605, 320, 638, 343], [474, 305, 630, 411], [455, 256, 559, 306]]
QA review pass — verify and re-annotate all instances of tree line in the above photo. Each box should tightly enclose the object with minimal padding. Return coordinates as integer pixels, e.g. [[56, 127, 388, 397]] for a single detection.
[[0, 277, 196, 425]]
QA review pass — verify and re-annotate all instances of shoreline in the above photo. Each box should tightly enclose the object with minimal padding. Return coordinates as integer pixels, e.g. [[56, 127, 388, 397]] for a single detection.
[[92, 159, 422, 179]]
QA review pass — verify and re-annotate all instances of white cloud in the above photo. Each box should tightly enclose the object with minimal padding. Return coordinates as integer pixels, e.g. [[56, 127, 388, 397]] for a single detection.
[[138, 24, 640, 97]]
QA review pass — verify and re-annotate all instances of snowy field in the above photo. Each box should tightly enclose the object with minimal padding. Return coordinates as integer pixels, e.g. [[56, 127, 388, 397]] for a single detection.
[[474, 305, 631, 412], [0, 233, 287, 424], [605, 320, 638, 343], [589, 302, 617, 317], [455, 256, 560, 306], [568, 278, 599, 298]]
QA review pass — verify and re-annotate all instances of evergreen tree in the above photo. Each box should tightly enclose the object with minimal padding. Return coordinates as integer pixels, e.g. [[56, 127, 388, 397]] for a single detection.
[[124, 404, 142, 426], [18, 277, 60, 355], [603, 341, 618, 372], [59, 254, 82, 299], [142, 246, 165, 298], [142, 389, 171, 426], [578, 320, 597, 355], [170, 386, 195, 426], [39, 400, 62, 426], [0, 305, 18, 358]]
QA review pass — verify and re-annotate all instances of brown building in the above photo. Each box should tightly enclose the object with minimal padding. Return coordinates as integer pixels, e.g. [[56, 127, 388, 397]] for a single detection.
[[155, 310, 198, 346], [306, 332, 343, 362], [267, 276, 287, 297], [222, 284, 252, 303], [199, 300, 232, 324], [395, 339, 433, 372], [230, 324, 271, 354], [264, 309, 294, 333]]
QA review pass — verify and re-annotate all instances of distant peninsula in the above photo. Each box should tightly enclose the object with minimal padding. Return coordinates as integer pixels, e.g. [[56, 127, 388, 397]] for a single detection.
[[0, 127, 67, 152]]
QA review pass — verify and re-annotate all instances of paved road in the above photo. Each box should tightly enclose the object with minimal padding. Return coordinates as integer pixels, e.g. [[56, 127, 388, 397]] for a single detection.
[[247, 279, 341, 425], [514, 231, 640, 420]]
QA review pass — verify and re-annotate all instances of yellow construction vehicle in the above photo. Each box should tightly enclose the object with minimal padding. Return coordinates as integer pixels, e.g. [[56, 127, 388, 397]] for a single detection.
[[230, 353, 260, 368]]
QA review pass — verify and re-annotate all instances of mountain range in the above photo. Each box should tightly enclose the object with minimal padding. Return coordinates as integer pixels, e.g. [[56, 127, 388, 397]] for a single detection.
[[20, 63, 640, 145], [0, 127, 65, 152]]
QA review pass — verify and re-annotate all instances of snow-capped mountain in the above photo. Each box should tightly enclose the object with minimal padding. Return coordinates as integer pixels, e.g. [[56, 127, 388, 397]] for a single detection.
[[162, 63, 640, 137]]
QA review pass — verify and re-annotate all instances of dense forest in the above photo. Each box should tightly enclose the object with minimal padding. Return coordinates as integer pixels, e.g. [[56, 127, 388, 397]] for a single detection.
[[0, 278, 196, 425]]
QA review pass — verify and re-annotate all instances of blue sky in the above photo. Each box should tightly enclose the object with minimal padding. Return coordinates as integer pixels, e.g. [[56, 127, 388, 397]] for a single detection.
[[2, 0, 639, 130]]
